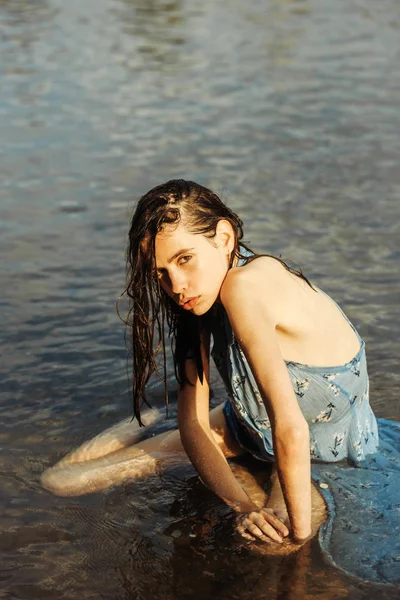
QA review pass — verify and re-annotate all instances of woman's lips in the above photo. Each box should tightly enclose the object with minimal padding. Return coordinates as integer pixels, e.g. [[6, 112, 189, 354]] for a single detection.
[[181, 296, 199, 310]]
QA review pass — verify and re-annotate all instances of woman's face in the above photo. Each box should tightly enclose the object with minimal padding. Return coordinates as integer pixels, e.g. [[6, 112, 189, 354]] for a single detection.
[[154, 220, 234, 315]]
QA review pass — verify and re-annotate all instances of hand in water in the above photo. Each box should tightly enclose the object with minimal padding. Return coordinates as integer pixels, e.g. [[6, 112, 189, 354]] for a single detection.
[[236, 508, 290, 543]]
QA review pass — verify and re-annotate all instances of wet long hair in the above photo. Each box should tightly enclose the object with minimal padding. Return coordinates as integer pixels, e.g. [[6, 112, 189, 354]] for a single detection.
[[120, 179, 313, 425]]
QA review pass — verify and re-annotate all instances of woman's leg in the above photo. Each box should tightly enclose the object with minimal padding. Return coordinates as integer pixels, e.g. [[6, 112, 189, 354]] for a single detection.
[[41, 403, 327, 555], [41, 403, 245, 497], [55, 408, 162, 467]]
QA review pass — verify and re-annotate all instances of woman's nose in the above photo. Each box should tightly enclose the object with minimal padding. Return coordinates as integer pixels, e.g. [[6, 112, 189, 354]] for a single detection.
[[169, 270, 186, 295]]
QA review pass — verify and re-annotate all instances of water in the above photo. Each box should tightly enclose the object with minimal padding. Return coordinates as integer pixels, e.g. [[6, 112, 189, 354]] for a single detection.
[[1, 0, 399, 597]]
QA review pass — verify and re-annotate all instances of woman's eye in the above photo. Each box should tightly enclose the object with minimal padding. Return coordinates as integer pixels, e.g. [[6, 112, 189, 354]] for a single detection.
[[178, 255, 192, 265]]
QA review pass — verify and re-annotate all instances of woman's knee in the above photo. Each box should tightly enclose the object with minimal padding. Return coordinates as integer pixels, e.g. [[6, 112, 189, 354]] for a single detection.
[[41, 466, 80, 497]]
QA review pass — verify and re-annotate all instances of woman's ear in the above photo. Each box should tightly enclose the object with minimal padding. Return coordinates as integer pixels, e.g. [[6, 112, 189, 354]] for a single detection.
[[215, 220, 235, 254]]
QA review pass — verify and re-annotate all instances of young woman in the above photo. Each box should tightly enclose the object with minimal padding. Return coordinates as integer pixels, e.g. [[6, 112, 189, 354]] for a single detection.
[[41, 179, 382, 552]]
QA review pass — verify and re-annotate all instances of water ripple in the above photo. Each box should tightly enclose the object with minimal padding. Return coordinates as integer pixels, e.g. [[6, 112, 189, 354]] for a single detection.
[[1, 0, 399, 598]]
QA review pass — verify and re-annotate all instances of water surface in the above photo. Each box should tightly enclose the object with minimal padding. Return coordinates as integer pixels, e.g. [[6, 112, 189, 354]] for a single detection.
[[1, 0, 399, 598]]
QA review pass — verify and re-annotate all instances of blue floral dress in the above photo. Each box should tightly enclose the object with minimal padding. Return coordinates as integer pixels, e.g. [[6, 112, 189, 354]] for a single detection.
[[211, 299, 379, 466], [210, 254, 400, 587]]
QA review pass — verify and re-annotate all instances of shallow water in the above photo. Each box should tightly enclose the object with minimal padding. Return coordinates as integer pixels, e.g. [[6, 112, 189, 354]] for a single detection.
[[1, 0, 399, 598]]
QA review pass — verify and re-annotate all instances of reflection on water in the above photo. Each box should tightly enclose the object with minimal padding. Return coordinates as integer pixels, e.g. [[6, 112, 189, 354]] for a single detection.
[[1, 0, 399, 598]]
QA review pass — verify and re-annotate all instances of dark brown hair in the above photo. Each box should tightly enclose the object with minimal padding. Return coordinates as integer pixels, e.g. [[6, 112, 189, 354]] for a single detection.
[[119, 179, 313, 425]]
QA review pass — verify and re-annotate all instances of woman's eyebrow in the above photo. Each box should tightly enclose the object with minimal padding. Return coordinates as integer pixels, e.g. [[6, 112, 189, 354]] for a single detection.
[[166, 247, 195, 263]]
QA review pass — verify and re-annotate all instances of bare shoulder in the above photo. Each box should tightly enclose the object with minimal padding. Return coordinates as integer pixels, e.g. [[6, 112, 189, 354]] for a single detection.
[[221, 256, 292, 304], [219, 256, 300, 331]]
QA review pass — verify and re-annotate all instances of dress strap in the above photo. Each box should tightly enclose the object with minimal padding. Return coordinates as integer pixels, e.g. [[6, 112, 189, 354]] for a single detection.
[[237, 246, 254, 267]]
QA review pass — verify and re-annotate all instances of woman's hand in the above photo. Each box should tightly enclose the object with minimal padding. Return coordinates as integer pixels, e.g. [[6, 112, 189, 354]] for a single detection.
[[236, 508, 290, 544]]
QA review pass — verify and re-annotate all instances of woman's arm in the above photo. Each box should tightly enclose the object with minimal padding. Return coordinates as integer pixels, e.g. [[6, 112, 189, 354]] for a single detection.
[[178, 329, 289, 542], [221, 264, 312, 541], [178, 330, 257, 513]]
